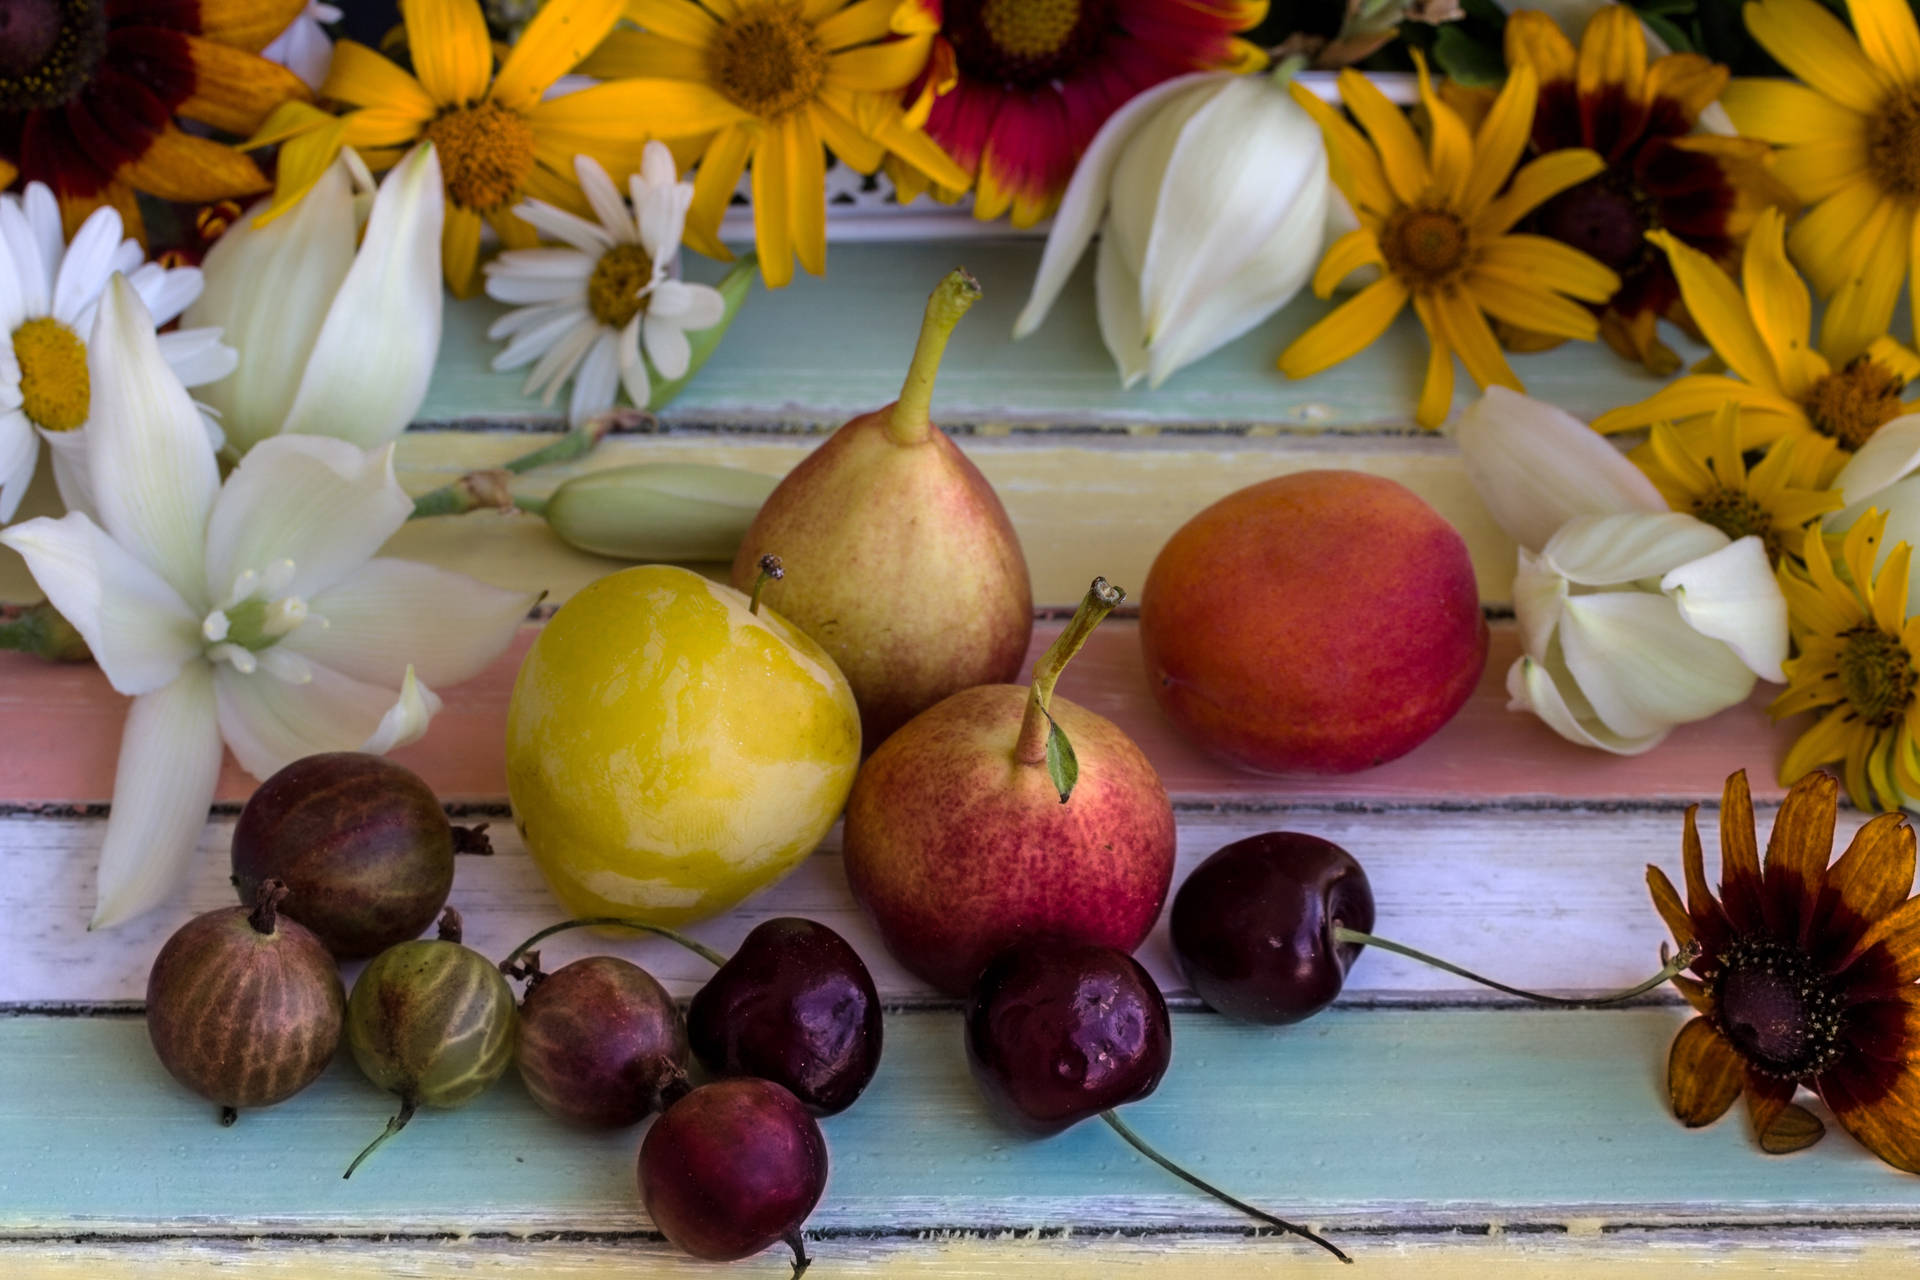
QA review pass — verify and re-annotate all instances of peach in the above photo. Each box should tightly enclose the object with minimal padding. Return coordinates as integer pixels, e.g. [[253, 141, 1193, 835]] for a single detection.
[[1139, 470, 1486, 774]]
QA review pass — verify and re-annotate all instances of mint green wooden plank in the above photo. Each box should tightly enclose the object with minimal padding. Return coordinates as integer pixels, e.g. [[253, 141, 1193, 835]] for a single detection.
[[4, 1009, 1914, 1234], [418, 242, 1677, 430]]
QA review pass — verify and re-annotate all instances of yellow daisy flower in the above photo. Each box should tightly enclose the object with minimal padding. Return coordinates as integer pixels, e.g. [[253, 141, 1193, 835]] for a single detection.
[[252, 0, 662, 296], [1593, 206, 1920, 465], [1280, 54, 1620, 428], [1722, 0, 1920, 360], [583, 0, 970, 289], [1635, 401, 1843, 563], [1772, 509, 1920, 810]]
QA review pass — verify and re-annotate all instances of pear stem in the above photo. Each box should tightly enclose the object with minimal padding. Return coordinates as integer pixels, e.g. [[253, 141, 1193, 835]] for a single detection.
[[499, 917, 729, 974], [1099, 1110, 1350, 1263], [1332, 928, 1702, 1006], [885, 269, 980, 448], [1015, 578, 1126, 766]]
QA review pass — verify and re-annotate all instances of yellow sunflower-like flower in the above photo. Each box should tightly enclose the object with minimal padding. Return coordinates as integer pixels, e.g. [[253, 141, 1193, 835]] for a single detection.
[[1772, 508, 1920, 810], [1636, 402, 1843, 563], [1280, 55, 1620, 428], [583, 0, 970, 288], [1593, 207, 1920, 466], [252, 0, 663, 296], [1722, 0, 1920, 359]]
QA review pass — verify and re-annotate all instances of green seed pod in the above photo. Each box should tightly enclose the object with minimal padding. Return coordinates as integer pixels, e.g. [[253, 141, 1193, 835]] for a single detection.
[[342, 908, 517, 1177], [539, 463, 778, 561]]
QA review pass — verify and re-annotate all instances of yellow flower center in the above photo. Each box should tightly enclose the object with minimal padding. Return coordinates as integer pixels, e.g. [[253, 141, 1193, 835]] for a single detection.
[[423, 101, 536, 213], [1691, 487, 1777, 561], [709, 4, 827, 121], [981, 0, 1081, 58], [13, 315, 89, 433], [1804, 356, 1906, 450], [1867, 85, 1920, 199], [1837, 624, 1916, 728], [587, 243, 655, 329], [0, 0, 104, 112], [1380, 208, 1471, 288]]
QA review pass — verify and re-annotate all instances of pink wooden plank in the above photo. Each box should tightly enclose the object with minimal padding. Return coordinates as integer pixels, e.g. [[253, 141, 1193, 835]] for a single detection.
[[0, 621, 1792, 807]]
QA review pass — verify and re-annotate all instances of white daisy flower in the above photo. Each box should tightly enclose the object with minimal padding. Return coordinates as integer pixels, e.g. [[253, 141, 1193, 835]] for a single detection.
[[263, 2, 343, 90], [484, 145, 728, 427], [0, 182, 236, 524]]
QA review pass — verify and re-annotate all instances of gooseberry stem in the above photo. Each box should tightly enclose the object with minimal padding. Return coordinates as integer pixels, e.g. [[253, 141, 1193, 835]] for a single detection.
[[247, 879, 289, 936], [748, 554, 784, 616], [784, 1229, 812, 1279], [344, 1101, 416, 1179], [499, 917, 729, 973], [885, 268, 980, 447], [1099, 1110, 1350, 1263], [1331, 928, 1702, 1007], [1014, 578, 1126, 769], [407, 409, 648, 519]]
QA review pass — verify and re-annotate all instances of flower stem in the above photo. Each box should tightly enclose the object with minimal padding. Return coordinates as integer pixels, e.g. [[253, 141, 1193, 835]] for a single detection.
[[1332, 928, 1702, 1007], [885, 268, 980, 447], [499, 917, 729, 974], [408, 409, 647, 519], [0, 602, 91, 662], [1014, 577, 1126, 768], [1099, 1110, 1350, 1263], [343, 1101, 416, 1180]]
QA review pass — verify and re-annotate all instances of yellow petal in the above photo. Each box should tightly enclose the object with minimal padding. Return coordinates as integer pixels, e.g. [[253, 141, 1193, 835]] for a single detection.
[[1475, 147, 1605, 236], [1466, 266, 1602, 340], [624, 0, 721, 44], [1289, 79, 1393, 217], [1338, 66, 1429, 206], [1461, 61, 1538, 215], [1413, 51, 1471, 204], [1313, 228, 1384, 299], [1650, 228, 1781, 392], [1504, 10, 1576, 85], [1721, 77, 1868, 147], [1590, 375, 1807, 435], [1476, 233, 1619, 303], [1870, 335, 1920, 383], [1644, 53, 1728, 120], [341, 107, 430, 148], [1744, 0, 1893, 115], [1411, 292, 1455, 429], [442, 205, 484, 297], [818, 0, 903, 48], [579, 29, 707, 79], [250, 112, 346, 224], [534, 78, 748, 140], [1793, 179, 1891, 299], [1430, 287, 1519, 392], [784, 110, 827, 278], [1647, 421, 1719, 494], [1576, 4, 1646, 106], [1772, 137, 1871, 205], [1875, 541, 1915, 633], [685, 123, 756, 257], [322, 40, 436, 115], [121, 124, 270, 202], [752, 117, 795, 288], [1278, 276, 1411, 379], [827, 33, 933, 91], [810, 100, 884, 174], [492, 0, 625, 113], [1779, 705, 1861, 791], [406, 0, 493, 107], [1851, 0, 1920, 83], [175, 36, 310, 136], [1742, 208, 1823, 394], [866, 100, 970, 191], [1819, 199, 1912, 365]]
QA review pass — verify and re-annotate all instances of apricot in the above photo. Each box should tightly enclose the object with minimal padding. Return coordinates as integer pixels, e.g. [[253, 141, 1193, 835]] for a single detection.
[[1139, 470, 1486, 774]]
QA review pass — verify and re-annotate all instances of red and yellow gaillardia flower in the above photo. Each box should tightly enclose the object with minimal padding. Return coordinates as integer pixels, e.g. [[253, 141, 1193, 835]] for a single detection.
[[1650, 769, 1920, 1167], [1501, 7, 1785, 374], [888, 0, 1269, 227], [0, 0, 309, 237], [1280, 56, 1619, 429], [584, 0, 968, 288]]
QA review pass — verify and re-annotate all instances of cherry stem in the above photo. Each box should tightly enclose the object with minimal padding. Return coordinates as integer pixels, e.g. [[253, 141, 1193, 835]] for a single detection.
[[885, 268, 980, 447], [343, 1101, 416, 1180], [749, 554, 784, 616], [1099, 1110, 1350, 1263], [247, 879, 289, 935], [784, 1229, 812, 1279], [500, 917, 729, 973], [1015, 577, 1126, 767], [1332, 928, 1702, 1007]]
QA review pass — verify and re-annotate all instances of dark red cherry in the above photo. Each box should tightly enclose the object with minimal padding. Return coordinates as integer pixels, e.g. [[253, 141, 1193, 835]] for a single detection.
[[687, 917, 882, 1116], [639, 1078, 828, 1275], [964, 940, 1170, 1136], [1171, 831, 1374, 1024], [515, 955, 689, 1128]]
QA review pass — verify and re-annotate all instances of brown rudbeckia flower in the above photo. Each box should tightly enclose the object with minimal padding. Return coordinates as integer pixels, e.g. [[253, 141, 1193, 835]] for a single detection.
[[1648, 769, 1920, 1168]]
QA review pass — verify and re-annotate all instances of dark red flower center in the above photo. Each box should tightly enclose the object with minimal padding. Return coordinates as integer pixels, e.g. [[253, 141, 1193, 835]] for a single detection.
[[946, 0, 1112, 89], [0, 0, 103, 112], [1532, 171, 1654, 275], [1710, 937, 1845, 1079]]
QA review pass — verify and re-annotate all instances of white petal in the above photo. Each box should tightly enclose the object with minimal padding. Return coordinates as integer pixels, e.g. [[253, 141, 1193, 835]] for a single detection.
[[1557, 590, 1758, 738], [1507, 653, 1669, 756], [360, 666, 443, 755], [215, 659, 426, 780], [39, 423, 93, 519], [1542, 511, 1730, 587], [0, 406, 35, 521], [640, 138, 677, 190], [650, 279, 726, 330], [642, 313, 691, 381], [50, 205, 122, 326], [280, 142, 445, 450], [90, 663, 223, 929], [570, 329, 622, 425], [204, 435, 410, 601], [155, 326, 239, 387], [575, 153, 634, 240], [1835, 413, 1920, 506], [508, 199, 614, 256], [0, 201, 43, 326], [263, 15, 335, 89], [0, 511, 201, 694], [485, 252, 594, 305], [492, 306, 594, 372], [1094, 230, 1149, 389], [1661, 536, 1789, 680], [618, 315, 650, 409], [1511, 547, 1567, 660], [183, 157, 357, 454], [20, 182, 62, 287], [1453, 388, 1669, 551], [126, 262, 204, 328], [288, 556, 534, 688], [1012, 72, 1228, 339], [86, 274, 220, 604], [525, 319, 598, 402]]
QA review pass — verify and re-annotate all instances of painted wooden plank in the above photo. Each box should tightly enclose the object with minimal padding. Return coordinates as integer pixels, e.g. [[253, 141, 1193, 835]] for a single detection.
[[5, 799, 1829, 1006], [4, 1010, 1918, 1236], [0, 622, 1801, 811]]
